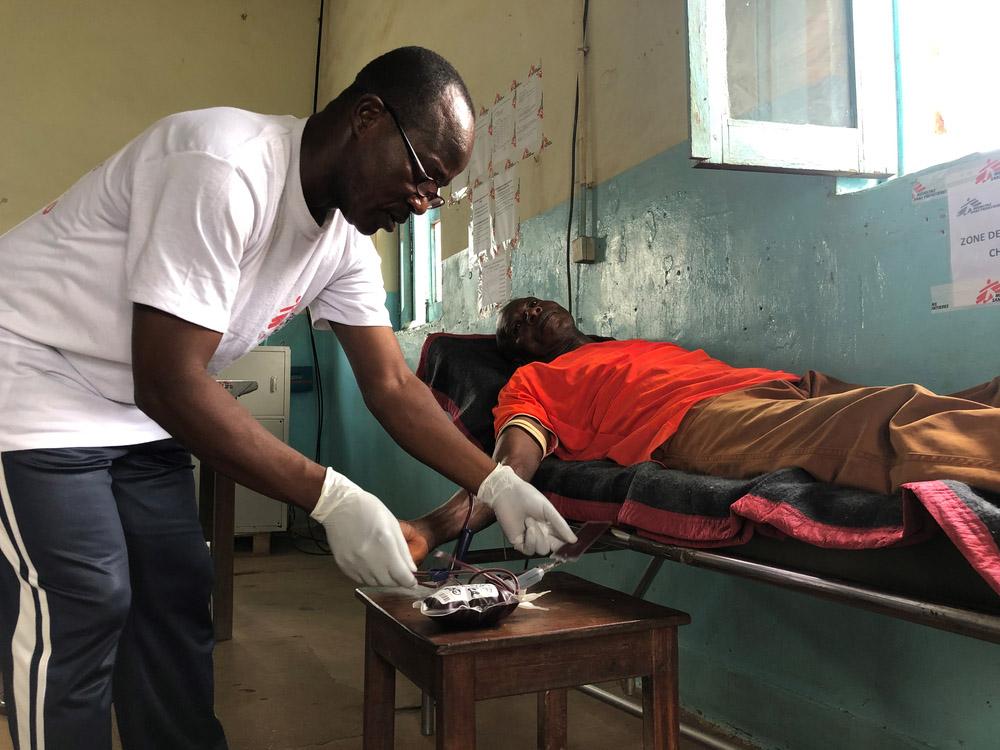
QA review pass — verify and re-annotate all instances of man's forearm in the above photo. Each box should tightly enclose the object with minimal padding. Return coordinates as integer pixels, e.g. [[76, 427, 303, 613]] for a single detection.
[[136, 369, 325, 510], [408, 421, 548, 549], [365, 372, 497, 493]]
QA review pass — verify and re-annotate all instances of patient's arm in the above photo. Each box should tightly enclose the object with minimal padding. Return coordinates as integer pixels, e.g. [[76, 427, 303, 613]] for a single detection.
[[400, 419, 549, 564]]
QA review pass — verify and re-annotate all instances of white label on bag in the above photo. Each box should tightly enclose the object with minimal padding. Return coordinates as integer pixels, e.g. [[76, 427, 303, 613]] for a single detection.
[[429, 586, 471, 605]]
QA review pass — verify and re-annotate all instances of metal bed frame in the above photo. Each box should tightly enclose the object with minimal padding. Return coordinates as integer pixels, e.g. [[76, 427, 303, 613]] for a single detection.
[[412, 525, 1000, 748]]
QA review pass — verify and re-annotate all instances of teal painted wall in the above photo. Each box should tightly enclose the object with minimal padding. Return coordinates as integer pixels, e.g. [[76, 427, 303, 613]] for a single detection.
[[304, 142, 1000, 749]]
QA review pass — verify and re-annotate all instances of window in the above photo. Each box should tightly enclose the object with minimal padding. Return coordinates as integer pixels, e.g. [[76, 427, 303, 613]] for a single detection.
[[688, 0, 897, 176], [398, 208, 442, 328], [896, 1, 1000, 175]]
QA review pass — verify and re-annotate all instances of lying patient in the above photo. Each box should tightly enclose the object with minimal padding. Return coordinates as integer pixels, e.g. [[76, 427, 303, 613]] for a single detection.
[[401, 297, 1000, 563]]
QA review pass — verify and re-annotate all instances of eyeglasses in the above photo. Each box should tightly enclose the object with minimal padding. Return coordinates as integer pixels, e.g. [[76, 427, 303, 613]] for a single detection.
[[382, 102, 445, 209]]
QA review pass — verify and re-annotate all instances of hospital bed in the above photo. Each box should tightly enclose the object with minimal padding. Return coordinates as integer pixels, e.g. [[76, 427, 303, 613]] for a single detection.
[[417, 332, 1000, 643]]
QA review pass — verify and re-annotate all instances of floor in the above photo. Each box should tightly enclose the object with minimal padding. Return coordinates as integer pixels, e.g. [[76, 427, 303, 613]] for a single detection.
[[0, 535, 715, 749]]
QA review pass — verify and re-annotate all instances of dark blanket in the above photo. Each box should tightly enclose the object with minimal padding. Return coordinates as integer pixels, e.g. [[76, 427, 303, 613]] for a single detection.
[[416, 333, 1000, 596]]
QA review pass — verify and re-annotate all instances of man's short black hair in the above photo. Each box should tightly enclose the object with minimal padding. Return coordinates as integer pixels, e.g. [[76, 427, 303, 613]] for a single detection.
[[350, 46, 474, 133]]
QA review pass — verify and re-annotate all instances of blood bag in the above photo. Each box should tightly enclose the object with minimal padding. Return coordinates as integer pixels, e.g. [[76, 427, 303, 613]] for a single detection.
[[416, 583, 519, 629]]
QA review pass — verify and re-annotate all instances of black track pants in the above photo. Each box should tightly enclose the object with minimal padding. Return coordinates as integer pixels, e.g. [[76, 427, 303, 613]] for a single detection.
[[0, 439, 227, 750]]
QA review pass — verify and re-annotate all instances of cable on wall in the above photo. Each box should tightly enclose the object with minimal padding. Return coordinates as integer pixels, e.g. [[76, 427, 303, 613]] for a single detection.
[[290, 0, 333, 555], [564, 0, 590, 317], [311, 0, 325, 115], [309, 0, 326, 468]]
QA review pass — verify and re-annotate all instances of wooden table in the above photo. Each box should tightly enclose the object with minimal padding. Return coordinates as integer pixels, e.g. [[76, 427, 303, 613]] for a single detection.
[[356, 572, 691, 750]]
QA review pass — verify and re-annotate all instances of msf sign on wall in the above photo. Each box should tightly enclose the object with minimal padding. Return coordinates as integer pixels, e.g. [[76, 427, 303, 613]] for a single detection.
[[933, 168, 1000, 311]]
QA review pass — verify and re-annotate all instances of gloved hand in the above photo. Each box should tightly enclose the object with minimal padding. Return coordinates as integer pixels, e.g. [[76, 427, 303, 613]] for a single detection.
[[311, 467, 418, 588], [477, 463, 577, 556]]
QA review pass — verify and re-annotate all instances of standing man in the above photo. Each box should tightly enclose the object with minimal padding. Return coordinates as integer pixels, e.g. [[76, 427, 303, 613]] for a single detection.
[[0, 47, 574, 750]]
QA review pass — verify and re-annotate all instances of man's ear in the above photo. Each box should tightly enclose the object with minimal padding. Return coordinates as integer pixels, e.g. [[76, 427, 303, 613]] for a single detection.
[[351, 93, 385, 138]]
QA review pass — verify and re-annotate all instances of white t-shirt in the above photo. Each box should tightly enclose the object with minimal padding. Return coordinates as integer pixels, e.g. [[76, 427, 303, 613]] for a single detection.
[[0, 107, 391, 451]]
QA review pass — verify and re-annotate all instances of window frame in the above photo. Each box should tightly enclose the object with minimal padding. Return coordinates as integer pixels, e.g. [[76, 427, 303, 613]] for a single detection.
[[688, 0, 898, 177], [397, 207, 442, 329]]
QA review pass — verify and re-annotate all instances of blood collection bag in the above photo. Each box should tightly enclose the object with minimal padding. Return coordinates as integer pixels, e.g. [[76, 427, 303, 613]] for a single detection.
[[416, 583, 519, 629]]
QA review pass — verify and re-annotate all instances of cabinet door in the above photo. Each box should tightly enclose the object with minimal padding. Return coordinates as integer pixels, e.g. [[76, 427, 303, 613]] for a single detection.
[[219, 348, 288, 418]]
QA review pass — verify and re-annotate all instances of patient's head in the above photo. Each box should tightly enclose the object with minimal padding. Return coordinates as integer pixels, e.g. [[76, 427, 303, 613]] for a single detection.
[[496, 297, 595, 363]]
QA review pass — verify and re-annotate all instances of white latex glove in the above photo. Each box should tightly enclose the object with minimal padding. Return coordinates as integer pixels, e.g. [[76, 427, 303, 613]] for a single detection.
[[477, 464, 577, 556], [310, 467, 417, 588]]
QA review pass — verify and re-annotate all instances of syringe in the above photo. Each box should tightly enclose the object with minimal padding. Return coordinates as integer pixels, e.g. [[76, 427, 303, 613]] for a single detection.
[[516, 560, 559, 589]]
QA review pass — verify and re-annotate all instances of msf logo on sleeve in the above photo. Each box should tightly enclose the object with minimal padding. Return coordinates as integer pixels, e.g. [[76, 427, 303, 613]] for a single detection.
[[258, 295, 302, 341]]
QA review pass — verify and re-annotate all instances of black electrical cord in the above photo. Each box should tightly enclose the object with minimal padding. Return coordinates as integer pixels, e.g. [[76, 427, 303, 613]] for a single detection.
[[565, 86, 579, 317], [305, 309, 325, 463], [311, 0, 325, 115], [289, 0, 332, 557], [293, 309, 331, 556], [564, 0, 590, 318]]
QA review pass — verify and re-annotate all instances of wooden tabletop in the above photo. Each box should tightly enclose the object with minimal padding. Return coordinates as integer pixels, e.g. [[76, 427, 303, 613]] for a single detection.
[[355, 572, 690, 655]]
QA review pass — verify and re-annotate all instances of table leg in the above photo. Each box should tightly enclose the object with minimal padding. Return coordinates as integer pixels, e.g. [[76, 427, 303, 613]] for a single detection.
[[363, 617, 396, 750], [200, 465, 235, 642], [421, 692, 436, 736], [537, 688, 568, 750], [436, 654, 476, 750], [642, 628, 680, 750]]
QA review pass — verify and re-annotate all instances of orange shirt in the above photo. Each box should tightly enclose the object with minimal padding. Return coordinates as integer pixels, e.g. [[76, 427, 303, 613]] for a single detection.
[[494, 340, 798, 466]]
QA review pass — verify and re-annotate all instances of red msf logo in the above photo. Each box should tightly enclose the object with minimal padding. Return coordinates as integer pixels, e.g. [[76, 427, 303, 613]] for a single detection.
[[976, 279, 1000, 304], [975, 159, 1000, 184], [266, 295, 301, 332]]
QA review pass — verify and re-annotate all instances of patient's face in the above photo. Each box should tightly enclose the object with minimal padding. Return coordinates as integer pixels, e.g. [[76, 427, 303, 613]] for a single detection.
[[497, 297, 577, 362]]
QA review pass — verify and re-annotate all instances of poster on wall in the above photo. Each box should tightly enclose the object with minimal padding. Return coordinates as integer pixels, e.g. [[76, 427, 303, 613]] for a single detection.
[[930, 278, 1000, 311], [492, 165, 519, 248], [912, 162, 978, 204], [469, 111, 492, 186], [490, 93, 517, 173], [478, 248, 512, 312], [514, 66, 543, 160], [948, 175, 1000, 306], [449, 166, 469, 203], [935, 175, 1000, 311], [458, 61, 548, 295], [471, 180, 493, 261]]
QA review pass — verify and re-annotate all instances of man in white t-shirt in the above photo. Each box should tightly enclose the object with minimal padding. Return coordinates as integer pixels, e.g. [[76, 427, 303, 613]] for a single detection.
[[0, 47, 574, 750]]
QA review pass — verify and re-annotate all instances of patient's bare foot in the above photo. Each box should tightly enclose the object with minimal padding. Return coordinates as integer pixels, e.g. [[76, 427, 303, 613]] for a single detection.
[[399, 519, 434, 565]]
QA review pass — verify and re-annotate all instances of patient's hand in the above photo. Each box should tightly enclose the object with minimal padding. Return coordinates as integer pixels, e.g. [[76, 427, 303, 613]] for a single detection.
[[399, 519, 434, 565]]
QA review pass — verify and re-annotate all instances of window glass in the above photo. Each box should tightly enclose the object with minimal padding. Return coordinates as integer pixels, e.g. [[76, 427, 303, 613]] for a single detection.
[[398, 208, 441, 328], [726, 0, 855, 128], [897, 0, 1000, 174]]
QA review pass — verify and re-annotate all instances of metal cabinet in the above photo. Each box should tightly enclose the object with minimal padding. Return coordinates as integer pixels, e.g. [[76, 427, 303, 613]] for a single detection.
[[195, 345, 291, 535]]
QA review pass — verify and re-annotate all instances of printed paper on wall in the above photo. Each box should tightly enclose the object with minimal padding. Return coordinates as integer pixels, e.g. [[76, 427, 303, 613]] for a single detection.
[[490, 94, 516, 173], [472, 180, 493, 261], [470, 111, 492, 186], [492, 166, 519, 248], [478, 248, 512, 312], [514, 72, 543, 160], [936, 174, 1000, 310], [449, 167, 469, 203]]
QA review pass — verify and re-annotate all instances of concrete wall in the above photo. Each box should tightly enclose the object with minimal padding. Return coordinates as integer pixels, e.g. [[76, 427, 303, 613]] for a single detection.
[[318, 0, 685, 289], [0, 0, 319, 233], [317, 2, 1000, 749]]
